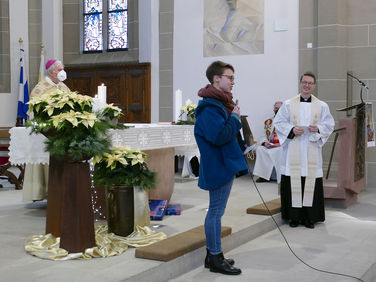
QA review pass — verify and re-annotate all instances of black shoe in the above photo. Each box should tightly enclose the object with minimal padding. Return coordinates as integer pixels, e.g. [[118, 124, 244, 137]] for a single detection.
[[304, 220, 314, 229], [205, 249, 234, 268], [256, 177, 269, 183], [289, 220, 299, 228], [208, 252, 241, 275]]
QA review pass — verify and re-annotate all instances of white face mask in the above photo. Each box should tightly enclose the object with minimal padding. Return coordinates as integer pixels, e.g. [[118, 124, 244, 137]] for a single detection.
[[57, 70, 67, 82]]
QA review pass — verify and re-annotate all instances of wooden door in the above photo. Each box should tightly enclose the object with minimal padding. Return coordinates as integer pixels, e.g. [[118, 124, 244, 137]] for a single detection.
[[96, 70, 126, 122], [125, 69, 150, 123]]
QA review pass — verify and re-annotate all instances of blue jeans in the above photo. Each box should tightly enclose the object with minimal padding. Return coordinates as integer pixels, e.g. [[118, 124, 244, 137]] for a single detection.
[[205, 178, 234, 255]]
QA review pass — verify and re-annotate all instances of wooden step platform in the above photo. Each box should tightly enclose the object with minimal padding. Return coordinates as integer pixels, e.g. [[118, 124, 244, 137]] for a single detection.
[[246, 198, 281, 215], [135, 225, 231, 262]]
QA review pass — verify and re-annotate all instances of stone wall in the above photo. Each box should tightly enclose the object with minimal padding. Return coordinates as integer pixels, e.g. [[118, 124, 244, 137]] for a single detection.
[[28, 0, 42, 90], [62, 0, 139, 65], [0, 0, 10, 93], [158, 0, 174, 121], [299, 0, 376, 186]]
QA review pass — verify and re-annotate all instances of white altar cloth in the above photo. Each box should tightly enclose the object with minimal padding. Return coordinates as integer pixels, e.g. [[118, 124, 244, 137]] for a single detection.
[[9, 125, 198, 179], [9, 127, 49, 165], [9, 125, 197, 165], [109, 124, 198, 178], [9, 125, 198, 196], [9, 127, 49, 202], [108, 124, 196, 150], [175, 145, 200, 178]]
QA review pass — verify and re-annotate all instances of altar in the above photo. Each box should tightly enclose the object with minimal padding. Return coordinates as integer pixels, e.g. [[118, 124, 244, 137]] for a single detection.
[[9, 124, 198, 203], [108, 124, 198, 201]]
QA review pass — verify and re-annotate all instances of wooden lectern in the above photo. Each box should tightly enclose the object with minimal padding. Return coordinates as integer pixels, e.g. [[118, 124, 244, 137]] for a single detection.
[[324, 102, 366, 208]]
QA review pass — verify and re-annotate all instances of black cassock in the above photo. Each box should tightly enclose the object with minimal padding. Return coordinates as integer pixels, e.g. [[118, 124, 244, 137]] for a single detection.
[[280, 175, 325, 223]]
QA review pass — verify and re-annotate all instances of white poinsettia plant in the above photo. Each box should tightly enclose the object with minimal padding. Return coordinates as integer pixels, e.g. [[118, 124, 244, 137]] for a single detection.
[[29, 90, 97, 130], [181, 103, 197, 120], [101, 103, 123, 119], [27, 90, 111, 162], [175, 103, 197, 125], [93, 146, 156, 190]]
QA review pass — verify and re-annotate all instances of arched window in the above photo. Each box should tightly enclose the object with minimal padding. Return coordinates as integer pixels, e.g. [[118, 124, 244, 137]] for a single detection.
[[83, 0, 128, 53]]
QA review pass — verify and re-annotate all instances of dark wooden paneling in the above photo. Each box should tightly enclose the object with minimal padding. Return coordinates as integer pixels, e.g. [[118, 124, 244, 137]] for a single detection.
[[65, 63, 151, 123], [126, 69, 148, 123], [67, 72, 94, 96]]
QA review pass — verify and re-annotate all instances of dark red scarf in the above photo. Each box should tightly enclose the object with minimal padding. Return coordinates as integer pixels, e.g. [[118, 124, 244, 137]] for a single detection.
[[198, 84, 235, 115]]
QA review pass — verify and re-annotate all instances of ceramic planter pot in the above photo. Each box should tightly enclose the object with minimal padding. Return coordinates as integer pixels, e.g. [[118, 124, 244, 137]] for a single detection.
[[105, 185, 134, 237]]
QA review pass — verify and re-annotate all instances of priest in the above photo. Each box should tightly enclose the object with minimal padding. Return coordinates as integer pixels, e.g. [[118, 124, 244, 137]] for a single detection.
[[273, 72, 334, 229], [30, 59, 70, 98], [253, 101, 283, 183], [23, 59, 70, 202]]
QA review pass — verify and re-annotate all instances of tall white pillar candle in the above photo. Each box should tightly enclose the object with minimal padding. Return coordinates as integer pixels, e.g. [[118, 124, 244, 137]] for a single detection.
[[98, 83, 107, 104], [174, 89, 183, 122]]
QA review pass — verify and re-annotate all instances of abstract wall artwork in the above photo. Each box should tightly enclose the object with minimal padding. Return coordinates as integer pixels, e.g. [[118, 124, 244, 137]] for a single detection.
[[204, 0, 264, 57]]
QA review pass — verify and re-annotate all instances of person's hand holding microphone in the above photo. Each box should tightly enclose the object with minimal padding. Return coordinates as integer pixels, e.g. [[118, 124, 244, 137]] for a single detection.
[[233, 99, 240, 115]]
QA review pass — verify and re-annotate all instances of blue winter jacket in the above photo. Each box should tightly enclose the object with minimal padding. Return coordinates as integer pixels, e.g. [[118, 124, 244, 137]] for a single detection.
[[194, 98, 248, 190]]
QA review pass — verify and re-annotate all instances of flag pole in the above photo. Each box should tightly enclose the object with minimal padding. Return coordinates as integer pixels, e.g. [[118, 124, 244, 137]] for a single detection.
[[16, 37, 29, 127], [38, 43, 45, 82], [16, 38, 23, 126]]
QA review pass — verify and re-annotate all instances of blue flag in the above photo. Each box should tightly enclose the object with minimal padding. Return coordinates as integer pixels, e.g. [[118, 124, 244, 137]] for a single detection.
[[17, 49, 29, 122]]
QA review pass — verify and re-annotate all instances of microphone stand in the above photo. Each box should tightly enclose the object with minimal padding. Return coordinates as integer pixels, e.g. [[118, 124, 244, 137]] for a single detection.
[[333, 72, 370, 182], [346, 72, 367, 182], [347, 72, 368, 103]]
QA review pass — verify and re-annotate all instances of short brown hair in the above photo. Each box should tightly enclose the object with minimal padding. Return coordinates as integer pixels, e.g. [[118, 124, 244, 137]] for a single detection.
[[300, 72, 316, 84], [206, 61, 234, 84]]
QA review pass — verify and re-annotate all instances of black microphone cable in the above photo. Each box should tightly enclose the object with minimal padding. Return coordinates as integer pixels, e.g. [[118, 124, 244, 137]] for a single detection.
[[244, 160, 365, 282]]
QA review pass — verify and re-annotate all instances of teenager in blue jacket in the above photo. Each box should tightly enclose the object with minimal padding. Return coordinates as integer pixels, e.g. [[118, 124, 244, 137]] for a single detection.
[[194, 61, 248, 275]]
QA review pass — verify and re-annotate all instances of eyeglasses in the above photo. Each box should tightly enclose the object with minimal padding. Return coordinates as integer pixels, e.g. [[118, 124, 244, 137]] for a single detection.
[[221, 74, 235, 81], [300, 81, 315, 85]]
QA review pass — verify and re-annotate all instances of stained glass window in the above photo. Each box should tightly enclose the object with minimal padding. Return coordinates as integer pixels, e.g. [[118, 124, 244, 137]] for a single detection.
[[108, 0, 127, 10], [84, 0, 102, 13], [83, 0, 128, 52], [83, 0, 103, 52], [108, 0, 128, 50]]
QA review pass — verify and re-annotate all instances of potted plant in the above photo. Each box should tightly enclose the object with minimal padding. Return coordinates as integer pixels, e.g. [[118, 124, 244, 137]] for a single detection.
[[175, 103, 197, 125], [28, 90, 111, 161], [93, 146, 156, 237], [27, 89, 121, 253], [101, 103, 123, 126], [92, 97, 124, 127]]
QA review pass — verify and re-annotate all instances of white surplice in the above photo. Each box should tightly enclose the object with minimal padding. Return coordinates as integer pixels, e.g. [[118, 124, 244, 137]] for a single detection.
[[253, 116, 283, 183], [253, 145, 283, 182], [273, 95, 334, 207]]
